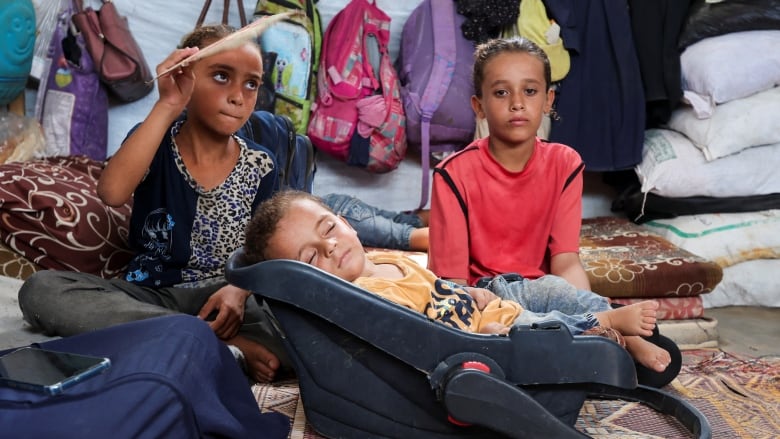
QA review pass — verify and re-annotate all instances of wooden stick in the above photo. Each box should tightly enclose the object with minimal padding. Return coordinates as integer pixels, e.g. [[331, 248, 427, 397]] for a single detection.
[[149, 11, 301, 83]]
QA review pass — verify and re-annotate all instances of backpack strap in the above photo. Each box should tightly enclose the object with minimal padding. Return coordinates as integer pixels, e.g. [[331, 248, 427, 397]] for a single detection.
[[419, 0, 458, 209], [279, 115, 297, 189], [196, 0, 247, 28], [279, 114, 316, 192], [301, 135, 316, 192]]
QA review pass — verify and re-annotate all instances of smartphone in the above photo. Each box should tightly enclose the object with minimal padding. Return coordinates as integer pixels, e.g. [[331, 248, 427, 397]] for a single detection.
[[0, 347, 111, 395]]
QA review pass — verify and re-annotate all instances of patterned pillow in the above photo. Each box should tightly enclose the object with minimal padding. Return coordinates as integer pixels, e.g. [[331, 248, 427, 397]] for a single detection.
[[611, 296, 704, 320], [0, 240, 41, 280], [580, 217, 723, 298], [0, 156, 133, 278]]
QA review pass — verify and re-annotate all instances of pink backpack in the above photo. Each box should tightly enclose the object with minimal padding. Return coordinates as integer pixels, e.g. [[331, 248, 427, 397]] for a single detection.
[[306, 0, 407, 173]]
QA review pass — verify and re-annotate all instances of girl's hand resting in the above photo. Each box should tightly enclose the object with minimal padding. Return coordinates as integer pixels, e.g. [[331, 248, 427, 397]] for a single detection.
[[198, 284, 252, 340]]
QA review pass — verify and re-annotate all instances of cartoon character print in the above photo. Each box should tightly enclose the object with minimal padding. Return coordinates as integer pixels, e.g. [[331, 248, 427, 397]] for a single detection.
[[272, 57, 293, 94], [424, 279, 477, 331], [126, 208, 175, 283], [273, 58, 286, 91], [54, 56, 72, 88]]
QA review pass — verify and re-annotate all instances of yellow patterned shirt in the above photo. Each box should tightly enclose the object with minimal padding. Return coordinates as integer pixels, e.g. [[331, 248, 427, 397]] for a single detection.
[[355, 252, 522, 333]]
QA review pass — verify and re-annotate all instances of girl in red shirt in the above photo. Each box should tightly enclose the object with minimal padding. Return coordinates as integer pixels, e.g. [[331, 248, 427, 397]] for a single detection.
[[429, 37, 679, 388]]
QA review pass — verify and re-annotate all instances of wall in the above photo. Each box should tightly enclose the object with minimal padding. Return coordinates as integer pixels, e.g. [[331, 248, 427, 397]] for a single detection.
[[314, 0, 617, 216], [30, 0, 616, 216]]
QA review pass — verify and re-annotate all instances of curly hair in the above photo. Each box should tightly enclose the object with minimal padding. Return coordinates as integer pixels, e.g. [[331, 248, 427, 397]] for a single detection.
[[179, 24, 262, 56], [179, 24, 236, 49], [243, 190, 329, 265]]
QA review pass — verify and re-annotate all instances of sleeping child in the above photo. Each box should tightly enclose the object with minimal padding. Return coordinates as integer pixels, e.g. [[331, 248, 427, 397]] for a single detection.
[[242, 190, 670, 375]]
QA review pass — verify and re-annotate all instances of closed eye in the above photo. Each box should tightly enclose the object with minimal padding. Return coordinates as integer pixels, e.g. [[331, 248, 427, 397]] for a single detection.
[[320, 220, 336, 237]]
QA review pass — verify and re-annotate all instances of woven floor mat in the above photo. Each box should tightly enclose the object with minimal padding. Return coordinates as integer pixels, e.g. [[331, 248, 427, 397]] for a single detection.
[[254, 349, 780, 438]]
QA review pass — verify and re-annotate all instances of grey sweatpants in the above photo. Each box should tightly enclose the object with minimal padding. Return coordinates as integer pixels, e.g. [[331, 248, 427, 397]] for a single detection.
[[17, 270, 290, 368]]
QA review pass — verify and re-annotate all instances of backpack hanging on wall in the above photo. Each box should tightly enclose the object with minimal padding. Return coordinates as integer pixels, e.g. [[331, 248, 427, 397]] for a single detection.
[[254, 0, 322, 135], [397, 0, 476, 208], [71, 0, 154, 103], [307, 0, 407, 173], [36, 5, 108, 160], [501, 0, 570, 83]]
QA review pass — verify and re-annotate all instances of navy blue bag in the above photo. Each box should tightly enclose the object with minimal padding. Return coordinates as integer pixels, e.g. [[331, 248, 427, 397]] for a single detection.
[[0, 315, 289, 439], [238, 110, 316, 192]]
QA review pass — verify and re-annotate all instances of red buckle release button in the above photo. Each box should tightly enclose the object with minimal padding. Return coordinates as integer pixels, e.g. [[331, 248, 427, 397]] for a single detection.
[[462, 361, 490, 373], [447, 414, 471, 427]]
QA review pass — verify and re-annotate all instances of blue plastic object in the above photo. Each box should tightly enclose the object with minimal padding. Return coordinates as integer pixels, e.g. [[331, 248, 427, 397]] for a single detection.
[[0, 0, 36, 106]]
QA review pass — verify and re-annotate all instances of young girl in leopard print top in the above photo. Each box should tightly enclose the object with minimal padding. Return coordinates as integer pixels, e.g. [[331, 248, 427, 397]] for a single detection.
[[19, 24, 287, 384]]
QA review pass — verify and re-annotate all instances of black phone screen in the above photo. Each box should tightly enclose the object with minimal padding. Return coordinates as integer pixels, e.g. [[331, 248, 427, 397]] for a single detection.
[[0, 347, 110, 394]]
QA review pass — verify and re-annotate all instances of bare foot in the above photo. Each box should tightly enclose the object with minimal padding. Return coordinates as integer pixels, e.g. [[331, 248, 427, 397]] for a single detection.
[[625, 336, 671, 373], [226, 334, 280, 383], [595, 300, 658, 337], [479, 322, 510, 335]]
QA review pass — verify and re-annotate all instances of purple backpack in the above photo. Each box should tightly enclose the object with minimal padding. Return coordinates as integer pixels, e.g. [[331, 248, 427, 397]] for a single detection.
[[397, 0, 476, 208], [37, 7, 108, 160]]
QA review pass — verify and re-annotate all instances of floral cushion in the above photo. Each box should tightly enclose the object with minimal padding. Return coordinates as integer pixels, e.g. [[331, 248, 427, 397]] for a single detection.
[[0, 156, 133, 279], [610, 296, 704, 320], [580, 217, 723, 298], [0, 240, 41, 279]]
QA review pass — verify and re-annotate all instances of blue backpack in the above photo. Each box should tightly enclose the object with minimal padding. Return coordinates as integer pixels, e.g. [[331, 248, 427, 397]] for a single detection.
[[397, 0, 477, 208], [238, 111, 316, 192]]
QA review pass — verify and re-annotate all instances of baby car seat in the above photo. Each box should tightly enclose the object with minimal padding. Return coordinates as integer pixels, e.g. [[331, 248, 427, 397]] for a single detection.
[[226, 250, 711, 438]]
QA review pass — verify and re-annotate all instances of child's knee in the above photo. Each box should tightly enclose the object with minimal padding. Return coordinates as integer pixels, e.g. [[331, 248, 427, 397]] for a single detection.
[[534, 275, 576, 293]]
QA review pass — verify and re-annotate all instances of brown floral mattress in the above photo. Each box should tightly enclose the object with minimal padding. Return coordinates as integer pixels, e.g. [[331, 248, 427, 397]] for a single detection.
[[611, 296, 704, 320], [0, 156, 133, 280], [580, 217, 723, 299]]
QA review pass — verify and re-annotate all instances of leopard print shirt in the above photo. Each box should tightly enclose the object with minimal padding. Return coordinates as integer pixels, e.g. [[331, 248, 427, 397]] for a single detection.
[[170, 127, 275, 287]]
